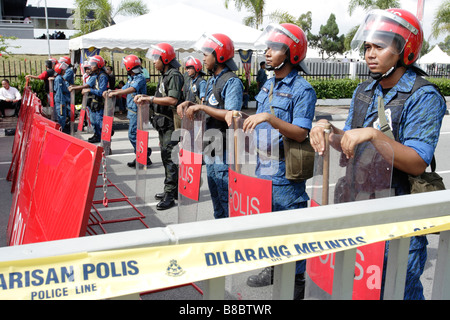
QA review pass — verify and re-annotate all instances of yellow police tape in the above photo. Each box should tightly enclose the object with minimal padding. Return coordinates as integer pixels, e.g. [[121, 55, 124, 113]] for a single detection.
[[1, 215, 450, 300]]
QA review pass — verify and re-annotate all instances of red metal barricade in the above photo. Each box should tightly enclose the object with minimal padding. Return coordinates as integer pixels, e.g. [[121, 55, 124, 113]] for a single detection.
[[7, 87, 48, 191], [7, 114, 102, 245]]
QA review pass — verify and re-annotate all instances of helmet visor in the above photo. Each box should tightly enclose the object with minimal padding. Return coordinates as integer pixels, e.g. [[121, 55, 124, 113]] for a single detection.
[[255, 23, 299, 54], [58, 62, 69, 71], [88, 57, 102, 68], [351, 9, 416, 55], [146, 44, 165, 62], [194, 33, 223, 56], [184, 55, 201, 69]]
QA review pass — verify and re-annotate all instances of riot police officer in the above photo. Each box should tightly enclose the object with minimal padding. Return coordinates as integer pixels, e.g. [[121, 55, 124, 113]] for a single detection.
[[183, 56, 206, 104], [135, 43, 184, 210], [82, 55, 108, 143], [179, 33, 244, 219], [108, 54, 149, 167]]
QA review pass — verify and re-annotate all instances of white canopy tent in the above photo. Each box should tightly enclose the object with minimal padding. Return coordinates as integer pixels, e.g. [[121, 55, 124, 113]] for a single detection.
[[68, 3, 262, 52], [419, 45, 450, 64]]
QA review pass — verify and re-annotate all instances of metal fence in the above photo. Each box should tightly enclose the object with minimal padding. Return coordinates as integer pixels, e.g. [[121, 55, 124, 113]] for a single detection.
[[0, 59, 447, 84], [0, 59, 372, 84]]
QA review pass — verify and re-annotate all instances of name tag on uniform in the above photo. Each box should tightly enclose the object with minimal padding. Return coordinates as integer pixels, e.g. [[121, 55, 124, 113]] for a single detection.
[[276, 92, 292, 98]]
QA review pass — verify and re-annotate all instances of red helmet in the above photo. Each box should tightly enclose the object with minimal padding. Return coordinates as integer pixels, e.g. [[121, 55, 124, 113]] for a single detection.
[[54, 62, 68, 75], [194, 33, 238, 70], [147, 43, 181, 67], [46, 57, 58, 68], [59, 56, 71, 65], [122, 54, 141, 71], [256, 23, 309, 73], [89, 55, 105, 69], [184, 56, 203, 73], [351, 8, 423, 66]]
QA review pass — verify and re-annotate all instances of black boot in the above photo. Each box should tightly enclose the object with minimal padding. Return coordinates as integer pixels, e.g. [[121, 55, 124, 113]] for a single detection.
[[88, 134, 100, 143], [247, 267, 274, 287], [155, 192, 177, 200], [156, 192, 175, 210], [155, 192, 165, 200], [127, 159, 136, 168]]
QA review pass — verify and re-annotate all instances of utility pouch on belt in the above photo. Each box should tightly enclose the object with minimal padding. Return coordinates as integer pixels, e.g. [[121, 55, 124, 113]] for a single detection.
[[268, 99, 314, 181], [88, 96, 104, 112], [283, 136, 315, 181], [376, 96, 445, 194]]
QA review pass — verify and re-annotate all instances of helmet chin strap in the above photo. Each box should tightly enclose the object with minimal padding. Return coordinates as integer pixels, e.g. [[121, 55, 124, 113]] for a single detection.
[[266, 58, 289, 71], [369, 60, 402, 81]]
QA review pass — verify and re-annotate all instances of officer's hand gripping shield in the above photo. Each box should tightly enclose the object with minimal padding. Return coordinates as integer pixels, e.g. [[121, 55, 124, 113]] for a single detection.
[[306, 131, 394, 300]]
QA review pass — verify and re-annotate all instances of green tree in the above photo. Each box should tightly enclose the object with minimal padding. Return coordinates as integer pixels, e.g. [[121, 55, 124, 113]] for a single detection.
[[0, 35, 20, 58], [431, 0, 450, 40], [224, 0, 265, 29], [268, 10, 312, 34], [309, 14, 345, 60], [438, 35, 450, 55], [420, 38, 430, 57], [73, 0, 149, 36], [348, 0, 401, 15], [345, 0, 400, 58], [344, 25, 359, 52]]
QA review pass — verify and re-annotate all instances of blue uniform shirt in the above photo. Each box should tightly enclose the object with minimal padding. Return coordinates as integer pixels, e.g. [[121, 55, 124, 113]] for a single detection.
[[205, 67, 243, 111], [89, 71, 108, 98], [191, 76, 207, 100], [344, 69, 446, 165], [54, 74, 70, 106], [255, 70, 317, 185], [123, 73, 147, 113], [63, 67, 75, 86]]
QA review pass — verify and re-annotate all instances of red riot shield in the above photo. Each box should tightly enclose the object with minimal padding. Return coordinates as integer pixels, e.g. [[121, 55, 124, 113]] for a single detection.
[[135, 102, 151, 206], [306, 132, 394, 300], [228, 111, 273, 217], [69, 90, 76, 135], [101, 95, 115, 149], [98, 95, 115, 207], [49, 78, 56, 121], [76, 93, 93, 138], [226, 111, 274, 300], [177, 109, 205, 224]]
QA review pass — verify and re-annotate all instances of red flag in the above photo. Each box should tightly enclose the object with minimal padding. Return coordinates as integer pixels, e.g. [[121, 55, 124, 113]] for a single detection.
[[416, 0, 425, 22]]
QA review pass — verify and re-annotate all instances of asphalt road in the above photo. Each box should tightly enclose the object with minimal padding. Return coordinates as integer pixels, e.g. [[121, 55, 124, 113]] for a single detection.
[[0, 113, 449, 300]]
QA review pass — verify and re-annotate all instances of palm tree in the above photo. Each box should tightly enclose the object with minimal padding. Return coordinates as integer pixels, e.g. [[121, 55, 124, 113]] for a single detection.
[[348, 0, 401, 16], [431, 0, 450, 40], [73, 0, 149, 36], [224, 0, 265, 29], [268, 10, 312, 34]]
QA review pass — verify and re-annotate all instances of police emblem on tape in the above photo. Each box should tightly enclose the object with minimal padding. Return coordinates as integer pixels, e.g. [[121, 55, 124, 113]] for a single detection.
[[166, 259, 186, 277]]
